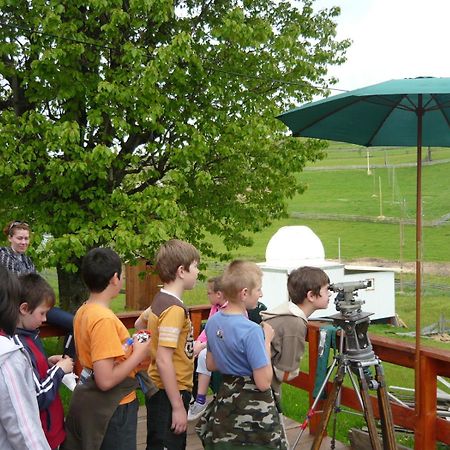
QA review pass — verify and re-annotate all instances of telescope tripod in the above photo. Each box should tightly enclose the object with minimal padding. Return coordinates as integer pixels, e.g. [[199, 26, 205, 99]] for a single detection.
[[292, 311, 397, 450]]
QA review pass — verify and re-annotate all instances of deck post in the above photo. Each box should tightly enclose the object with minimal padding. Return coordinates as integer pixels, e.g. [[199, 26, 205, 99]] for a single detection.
[[414, 353, 437, 449]]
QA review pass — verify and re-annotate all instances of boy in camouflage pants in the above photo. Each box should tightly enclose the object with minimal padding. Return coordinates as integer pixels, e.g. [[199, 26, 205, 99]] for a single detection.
[[196, 260, 287, 449]]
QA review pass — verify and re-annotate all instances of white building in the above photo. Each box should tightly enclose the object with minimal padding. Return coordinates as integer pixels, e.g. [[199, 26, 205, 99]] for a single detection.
[[258, 226, 396, 322]]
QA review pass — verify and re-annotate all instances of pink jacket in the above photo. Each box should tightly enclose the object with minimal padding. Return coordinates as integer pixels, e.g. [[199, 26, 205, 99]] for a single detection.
[[196, 302, 228, 343]]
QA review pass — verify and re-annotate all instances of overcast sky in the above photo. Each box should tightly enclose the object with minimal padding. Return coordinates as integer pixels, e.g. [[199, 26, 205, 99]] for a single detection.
[[312, 0, 450, 92]]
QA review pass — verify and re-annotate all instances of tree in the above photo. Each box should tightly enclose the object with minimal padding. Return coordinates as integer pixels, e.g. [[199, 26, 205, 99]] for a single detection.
[[0, 0, 349, 311]]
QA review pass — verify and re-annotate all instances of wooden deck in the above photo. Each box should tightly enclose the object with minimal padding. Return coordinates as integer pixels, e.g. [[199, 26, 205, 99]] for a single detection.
[[136, 404, 350, 450]]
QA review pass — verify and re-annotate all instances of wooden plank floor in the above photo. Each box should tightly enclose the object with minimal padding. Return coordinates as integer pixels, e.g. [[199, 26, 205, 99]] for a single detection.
[[137, 405, 350, 450]]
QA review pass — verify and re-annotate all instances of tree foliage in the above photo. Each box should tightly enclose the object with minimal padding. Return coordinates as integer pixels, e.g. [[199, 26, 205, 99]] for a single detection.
[[0, 0, 349, 309]]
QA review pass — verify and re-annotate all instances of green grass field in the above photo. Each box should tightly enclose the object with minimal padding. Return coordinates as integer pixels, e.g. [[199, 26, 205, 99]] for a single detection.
[[292, 163, 450, 221], [307, 143, 450, 168], [203, 216, 450, 264]]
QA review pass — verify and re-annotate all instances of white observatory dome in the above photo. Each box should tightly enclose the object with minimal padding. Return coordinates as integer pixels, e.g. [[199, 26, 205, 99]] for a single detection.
[[265, 226, 325, 265]]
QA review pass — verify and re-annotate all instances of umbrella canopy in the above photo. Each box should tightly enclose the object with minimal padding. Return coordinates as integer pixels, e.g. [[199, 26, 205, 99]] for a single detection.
[[277, 76, 450, 427], [278, 77, 450, 146]]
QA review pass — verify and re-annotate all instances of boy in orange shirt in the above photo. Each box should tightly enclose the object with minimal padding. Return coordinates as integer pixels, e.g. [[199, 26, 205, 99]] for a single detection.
[[63, 248, 150, 450]]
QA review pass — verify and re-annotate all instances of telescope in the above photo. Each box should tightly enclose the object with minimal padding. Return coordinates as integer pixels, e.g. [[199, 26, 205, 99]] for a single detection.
[[330, 279, 372, 316]]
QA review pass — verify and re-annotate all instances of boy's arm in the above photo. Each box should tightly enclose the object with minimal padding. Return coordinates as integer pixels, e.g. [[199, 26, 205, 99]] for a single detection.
[[252, 322, 274, 391], [93, 339, 150, 391], [0, 354, 51, 450], [156, 345, 187, 435], [135, 306, 151, 330], [193, 340, 207, 357], [134, 316, 147, 331], [16, 335, 72, 410], [205, 349, 218, 372], [33, 364, 65, 410], [272, 323, 307, 382]]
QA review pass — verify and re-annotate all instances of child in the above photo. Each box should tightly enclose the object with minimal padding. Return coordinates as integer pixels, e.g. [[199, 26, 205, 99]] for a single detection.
[[261, 266, 330, 410], [63, 248, 150, 450], [0, 266, 51, 450], [188, 276, 227, 421], [144, 239, 200, 450], [16, 273, 74, 449], [197, 260, 287, 449]]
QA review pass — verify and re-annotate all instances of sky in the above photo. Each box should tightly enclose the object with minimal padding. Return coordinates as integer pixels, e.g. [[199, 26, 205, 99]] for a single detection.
[[312, 0, 450, 92]]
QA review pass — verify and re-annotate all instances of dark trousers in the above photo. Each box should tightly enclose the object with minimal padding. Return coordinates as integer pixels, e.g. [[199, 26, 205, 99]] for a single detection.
[[146, 389, 191, 450], [100, 398, 139, 450], [46, 307, 76, 359]]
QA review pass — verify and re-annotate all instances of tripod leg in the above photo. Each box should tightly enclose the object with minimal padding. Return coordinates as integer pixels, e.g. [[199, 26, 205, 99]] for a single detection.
[[290, 358, 339, 450], [310, 361, 345, 450], [374, 363, 398, 450], [356, 365, 382, 450]]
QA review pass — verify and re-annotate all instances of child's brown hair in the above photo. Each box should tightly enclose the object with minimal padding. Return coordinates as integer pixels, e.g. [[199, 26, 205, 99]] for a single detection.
[[156, 239, 200, 283], [0, 266, 21, 335], [19, 273, 56, 311], [287, 266, 330, 305], [207, 276, 222, 293]]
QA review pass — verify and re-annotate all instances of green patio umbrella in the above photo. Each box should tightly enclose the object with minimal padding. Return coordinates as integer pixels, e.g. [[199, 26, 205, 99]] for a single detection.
[[277, 76, 450, 419]]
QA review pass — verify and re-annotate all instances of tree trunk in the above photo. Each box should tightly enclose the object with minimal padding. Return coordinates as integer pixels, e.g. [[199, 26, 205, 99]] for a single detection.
[[57, 263, 89, 313]]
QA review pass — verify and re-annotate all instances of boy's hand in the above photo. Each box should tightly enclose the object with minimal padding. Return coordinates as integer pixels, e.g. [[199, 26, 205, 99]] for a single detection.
[[193, 340, 206, 357], [131, 338, 151, 363], [261, 322, 274, 343], [171, 404, 188, 434], [48, 354, 61, 366], [56, 356, 75, 374]]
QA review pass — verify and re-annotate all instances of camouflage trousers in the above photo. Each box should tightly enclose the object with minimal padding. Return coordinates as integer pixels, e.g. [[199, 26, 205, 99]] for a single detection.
[[196, 375, 288, 449]]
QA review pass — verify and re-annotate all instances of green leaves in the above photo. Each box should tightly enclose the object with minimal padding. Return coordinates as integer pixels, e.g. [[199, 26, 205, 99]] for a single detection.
[[0, 0, 347, 303]]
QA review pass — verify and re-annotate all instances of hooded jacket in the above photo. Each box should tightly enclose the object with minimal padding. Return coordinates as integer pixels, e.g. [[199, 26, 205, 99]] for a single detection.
[[16, 327, 66, 449], [0, 333, 51, 450], [261, 302, 308, 395]]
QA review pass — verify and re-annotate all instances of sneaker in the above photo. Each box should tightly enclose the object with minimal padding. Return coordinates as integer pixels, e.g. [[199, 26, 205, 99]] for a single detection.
[[187, 401, 208, 421]]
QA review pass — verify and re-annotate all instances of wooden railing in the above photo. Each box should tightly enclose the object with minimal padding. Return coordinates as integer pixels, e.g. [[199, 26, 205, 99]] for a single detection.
[[41, 305, 450, 450]]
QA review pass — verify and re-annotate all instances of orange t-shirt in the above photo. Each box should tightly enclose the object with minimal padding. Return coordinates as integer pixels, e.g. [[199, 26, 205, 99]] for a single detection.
[[74, 302, 136, 405]]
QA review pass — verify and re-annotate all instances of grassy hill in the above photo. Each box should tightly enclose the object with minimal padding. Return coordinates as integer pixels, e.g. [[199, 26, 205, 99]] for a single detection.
[[307, 142, 450, 168]]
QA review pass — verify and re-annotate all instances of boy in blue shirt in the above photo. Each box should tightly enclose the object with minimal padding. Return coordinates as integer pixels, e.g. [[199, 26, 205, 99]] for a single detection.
[[196, 260, 287, 449]]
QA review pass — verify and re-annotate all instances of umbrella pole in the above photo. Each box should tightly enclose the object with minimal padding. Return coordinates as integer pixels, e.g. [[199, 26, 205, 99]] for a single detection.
[[414, 95, 423, 426]]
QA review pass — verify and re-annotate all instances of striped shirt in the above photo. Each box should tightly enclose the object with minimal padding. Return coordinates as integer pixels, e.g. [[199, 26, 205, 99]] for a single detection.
[[0, 247, 36, 275]]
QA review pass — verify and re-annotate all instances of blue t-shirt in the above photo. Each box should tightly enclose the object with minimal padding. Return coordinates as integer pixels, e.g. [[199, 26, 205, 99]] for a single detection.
[[205, 311, 269, 376]]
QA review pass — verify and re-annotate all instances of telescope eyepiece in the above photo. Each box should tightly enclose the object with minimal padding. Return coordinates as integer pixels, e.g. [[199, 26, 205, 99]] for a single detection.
[[329, 279, 372, 293]]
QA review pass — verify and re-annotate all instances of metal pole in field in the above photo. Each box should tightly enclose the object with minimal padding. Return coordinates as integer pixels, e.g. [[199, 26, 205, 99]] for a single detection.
[[378, 176, 384, 219]]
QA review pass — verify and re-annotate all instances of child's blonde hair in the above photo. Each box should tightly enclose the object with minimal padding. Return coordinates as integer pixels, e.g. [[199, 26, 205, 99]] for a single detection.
[[156, 239, 200, 283], [220, 260, 262, 301]]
